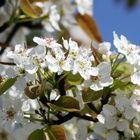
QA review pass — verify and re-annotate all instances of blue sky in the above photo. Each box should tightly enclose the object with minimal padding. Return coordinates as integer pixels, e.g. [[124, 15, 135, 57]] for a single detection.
[[94, 0, 140, 49]]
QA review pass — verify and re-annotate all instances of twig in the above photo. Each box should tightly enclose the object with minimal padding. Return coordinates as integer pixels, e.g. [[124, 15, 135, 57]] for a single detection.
[[72, 112, 98, 122], [0, 22, 10, 33], [0, 24, 19, 55], [87, 103, 100, 114], [0, 61, 16, 65], [50, 113, 73, 125], [50, 112, 98, 125]]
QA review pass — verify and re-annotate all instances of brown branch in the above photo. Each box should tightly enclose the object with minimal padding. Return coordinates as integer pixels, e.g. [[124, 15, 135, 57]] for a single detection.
[[0, 61, 16, 65], [72, 112, 98, 122], [0, 22, 10, 33], [87, 103, 100, 114], [0, 24, 19, 55], [39, 96, 98, 125], [50, 112, 98, 125]]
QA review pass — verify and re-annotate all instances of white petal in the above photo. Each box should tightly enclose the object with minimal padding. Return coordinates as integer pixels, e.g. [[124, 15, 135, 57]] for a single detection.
[[102, 104, 116, 116], [115, 95, 129, 111], [14, 78, 26, 91], [94, 122, 106, 135], [131, 72, 140, 86], [46, 51, 56, 63], [98, 42, 111, 55], [130, 94, 140, 112], [33, 37, 47, 46], [98, 62, 111, 75], [97, 114, 105, 124], [79, 71, 90, 80], [25, 64, 38, 74], [90, 81, 103, 91], [88, 67, 99, 76], [100, 76, 113, 87], [21, 100, 30, 112], [104, 116, 117, 129], [116, 119, 129, 132], [107, 130, 119, 140], [6, 67, 17, 78], [43, 22, 55, 32], [62, 58, 72, 71], [63, 38, 69, 50], [124, 106, 136, 120], [48, 64, 60, 73], [29, 100, 38, 110], [124, 129, 134, 138]]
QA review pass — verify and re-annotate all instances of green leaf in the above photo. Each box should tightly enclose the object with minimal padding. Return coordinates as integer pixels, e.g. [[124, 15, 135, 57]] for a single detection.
[[80, 104, 93, 114], [112, 80, 136, 92], [0, 77, 17, 96], [45, 125, 67, 140], [116, 62, 132, 75], [82, 88, 103, 103], [48, 96, 80, 112], [28, 129, 45, 140], [112, 80, 128, 90], [20, 0, 42, 18], [65, 73, 83, 85]]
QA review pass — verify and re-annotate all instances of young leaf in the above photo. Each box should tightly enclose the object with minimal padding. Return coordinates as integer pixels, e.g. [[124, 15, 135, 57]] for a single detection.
[[28, 129, 45, 140], [112, 80, 136, 93], [115, 62, 132, 75], [82, 88, 103, 103], [0, 77, 17, 96], [45, 125, 67, 140], [75, 13, 103, 43], [65, 73, 83, 86], [20, 0, 42, 18], [48, 96, 80, 112]]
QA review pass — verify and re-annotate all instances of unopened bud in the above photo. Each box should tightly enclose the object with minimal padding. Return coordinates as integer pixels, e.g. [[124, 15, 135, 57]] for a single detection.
[[24, 84, 41, 99]]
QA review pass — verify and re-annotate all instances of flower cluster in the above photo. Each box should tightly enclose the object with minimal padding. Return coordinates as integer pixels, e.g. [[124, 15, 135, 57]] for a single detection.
[[94, 93, 138, 140], [0, 32, 140, 140], [1, 0, 140, 139]]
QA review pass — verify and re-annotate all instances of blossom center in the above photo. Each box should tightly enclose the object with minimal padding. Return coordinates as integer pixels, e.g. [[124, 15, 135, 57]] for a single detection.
[[6, 107, 16, 120], [45, 38, 55, 45]]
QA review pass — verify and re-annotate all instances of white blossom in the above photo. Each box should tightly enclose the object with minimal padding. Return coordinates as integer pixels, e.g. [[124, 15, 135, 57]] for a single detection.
[[90, 62, 113, 91], [113, 32, 140, 64], [107, 130, 119, 140]]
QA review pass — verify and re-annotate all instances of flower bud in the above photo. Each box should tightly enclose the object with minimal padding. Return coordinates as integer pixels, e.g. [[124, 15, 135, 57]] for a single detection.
[[24, 84, 41, 99]]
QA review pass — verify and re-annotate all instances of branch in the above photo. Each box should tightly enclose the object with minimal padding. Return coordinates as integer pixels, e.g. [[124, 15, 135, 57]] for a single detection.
[[0, 24, 19, 55], [39, 96, 50, 108], [0, 21, 43, 55], [99, 91, 111, 112], [87, 103, 100, 114], [0, 22, 10, 33], [39, 96, 98, 125], [0, 61, 16, 65], [50, 112, 98, 125], [50, 113, 74, 125], [72, 112, 98, 122]]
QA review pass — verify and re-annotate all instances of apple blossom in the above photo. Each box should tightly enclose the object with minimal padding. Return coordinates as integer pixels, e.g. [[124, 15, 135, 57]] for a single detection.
[[90, 62, 113, 91]]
